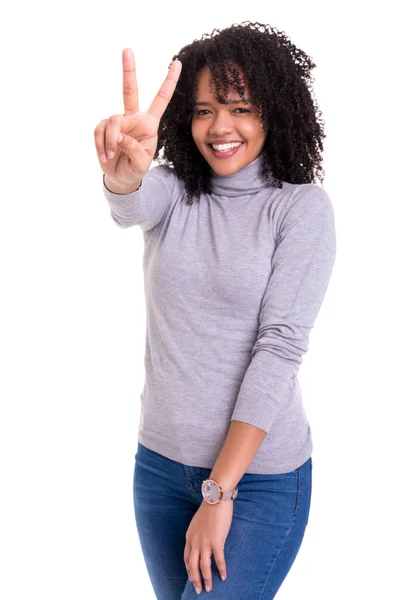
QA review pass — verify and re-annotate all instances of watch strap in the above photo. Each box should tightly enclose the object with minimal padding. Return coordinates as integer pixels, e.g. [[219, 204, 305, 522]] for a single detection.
[[221, 487, 237, 501]]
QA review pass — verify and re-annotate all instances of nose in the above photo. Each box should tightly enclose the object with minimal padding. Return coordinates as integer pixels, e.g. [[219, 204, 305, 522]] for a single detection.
[[208, 109, 234, 136]]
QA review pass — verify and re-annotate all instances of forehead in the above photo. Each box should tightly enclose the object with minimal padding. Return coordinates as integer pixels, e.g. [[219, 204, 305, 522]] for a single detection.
[[195, 65, 247, 100]]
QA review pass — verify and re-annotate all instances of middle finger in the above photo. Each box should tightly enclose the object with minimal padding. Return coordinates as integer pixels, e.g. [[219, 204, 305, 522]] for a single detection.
[[147, 59, 182, 122]]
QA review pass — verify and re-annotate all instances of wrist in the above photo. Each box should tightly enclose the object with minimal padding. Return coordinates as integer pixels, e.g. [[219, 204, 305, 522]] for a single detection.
[[201, 479, 238, 504], [104, 174, 142, 194], [200, 499, 231, 510]]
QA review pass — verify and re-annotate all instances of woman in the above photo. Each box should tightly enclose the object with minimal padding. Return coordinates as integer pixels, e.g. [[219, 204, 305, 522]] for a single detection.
[[94, 22, 336, 599]]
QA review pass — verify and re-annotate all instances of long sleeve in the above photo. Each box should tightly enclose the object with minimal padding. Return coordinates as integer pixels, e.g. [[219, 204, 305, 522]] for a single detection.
[[230, 184, 337, 434], [103, 164, 178, 231]]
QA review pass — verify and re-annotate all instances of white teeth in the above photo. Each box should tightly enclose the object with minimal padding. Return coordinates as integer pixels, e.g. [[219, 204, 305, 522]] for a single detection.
[[211, 142, 242, 152]]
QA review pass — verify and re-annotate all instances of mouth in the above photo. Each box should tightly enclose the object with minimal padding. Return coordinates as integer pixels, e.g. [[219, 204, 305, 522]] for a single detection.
[[207, 142, 244, 159]]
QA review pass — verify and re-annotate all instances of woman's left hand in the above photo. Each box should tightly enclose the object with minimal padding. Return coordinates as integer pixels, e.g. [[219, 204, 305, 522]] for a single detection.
[[184, 499, 233, 594]]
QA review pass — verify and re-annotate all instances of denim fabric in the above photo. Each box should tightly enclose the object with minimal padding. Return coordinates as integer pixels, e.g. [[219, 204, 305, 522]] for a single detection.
[[133, 442, 312, 599]]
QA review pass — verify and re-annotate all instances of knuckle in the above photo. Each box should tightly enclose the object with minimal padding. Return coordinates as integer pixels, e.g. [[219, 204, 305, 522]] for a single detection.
[[94, 141, 104, 153], [200, 555, 211, 564], [124, 136, 135, 149], [157, 89, 171, 101], [109, 114, 120, 124], [189, 564, 199, 575], [93, 124, 104, 138], [105, 142, 116, 152], [123, 86, 137, 96]]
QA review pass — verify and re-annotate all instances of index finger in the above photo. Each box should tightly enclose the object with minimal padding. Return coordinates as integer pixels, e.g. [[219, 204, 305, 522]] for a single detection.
[[122, 48, 139, 115], [147, 59, 182, 121]]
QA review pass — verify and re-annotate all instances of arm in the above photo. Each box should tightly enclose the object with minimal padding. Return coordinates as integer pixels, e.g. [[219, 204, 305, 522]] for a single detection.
[[208, 420, 266, 492], [210, 185, 337, 489], [102, 164, 178, 231]]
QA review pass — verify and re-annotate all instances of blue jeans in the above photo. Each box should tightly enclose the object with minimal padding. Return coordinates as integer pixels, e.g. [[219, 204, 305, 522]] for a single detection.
[[133, 442, 312, 599]]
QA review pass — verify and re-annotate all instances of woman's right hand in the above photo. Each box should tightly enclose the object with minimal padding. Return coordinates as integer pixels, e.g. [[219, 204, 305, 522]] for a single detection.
[[94, 48, 182, 190]]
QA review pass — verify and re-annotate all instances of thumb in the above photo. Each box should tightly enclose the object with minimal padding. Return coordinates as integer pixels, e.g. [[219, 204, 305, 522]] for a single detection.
[[117, 133, 151, 176]]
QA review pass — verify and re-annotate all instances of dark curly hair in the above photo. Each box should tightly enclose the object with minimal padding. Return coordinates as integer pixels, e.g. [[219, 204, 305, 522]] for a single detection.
[[155, 21, 326, 204]]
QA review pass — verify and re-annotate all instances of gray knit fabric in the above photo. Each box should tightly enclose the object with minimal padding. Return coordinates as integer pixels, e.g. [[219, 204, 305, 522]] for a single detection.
[[103, 155, 336, 473]]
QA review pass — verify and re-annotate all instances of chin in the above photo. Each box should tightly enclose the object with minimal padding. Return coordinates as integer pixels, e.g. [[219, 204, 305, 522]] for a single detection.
[[211, 164, 242, 176], [210, 157, 250, 176]]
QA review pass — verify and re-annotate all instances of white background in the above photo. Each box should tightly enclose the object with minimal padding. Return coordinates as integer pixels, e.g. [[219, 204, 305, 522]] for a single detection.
[[1, 1, 399, 598]]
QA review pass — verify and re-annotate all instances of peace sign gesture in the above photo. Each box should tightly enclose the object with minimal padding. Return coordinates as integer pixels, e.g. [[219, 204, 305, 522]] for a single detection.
[[94, 49, 182, 191]]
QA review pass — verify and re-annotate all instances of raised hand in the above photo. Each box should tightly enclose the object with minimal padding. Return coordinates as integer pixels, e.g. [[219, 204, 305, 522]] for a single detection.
[[94, 49, 182, 190]]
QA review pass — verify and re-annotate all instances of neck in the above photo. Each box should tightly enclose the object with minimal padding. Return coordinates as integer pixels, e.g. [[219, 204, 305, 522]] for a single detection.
[[210, 155, 276, 197]]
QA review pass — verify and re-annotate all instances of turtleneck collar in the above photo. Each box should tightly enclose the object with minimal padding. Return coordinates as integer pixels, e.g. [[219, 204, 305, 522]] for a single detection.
[[210, 154, 275, 197]]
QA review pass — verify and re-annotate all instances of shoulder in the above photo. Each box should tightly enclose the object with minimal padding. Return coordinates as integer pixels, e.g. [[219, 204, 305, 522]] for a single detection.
[[276, 181, 335, 228], [266, 182, 336, 248], [282, 181, 333, 210]]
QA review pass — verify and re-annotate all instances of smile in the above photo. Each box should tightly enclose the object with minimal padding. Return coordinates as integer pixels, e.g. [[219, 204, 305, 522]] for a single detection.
[[208, 142, 244, 159]]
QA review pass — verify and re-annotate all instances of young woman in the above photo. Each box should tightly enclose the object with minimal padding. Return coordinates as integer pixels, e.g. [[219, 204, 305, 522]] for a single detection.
[[94, 22, 336, 599]]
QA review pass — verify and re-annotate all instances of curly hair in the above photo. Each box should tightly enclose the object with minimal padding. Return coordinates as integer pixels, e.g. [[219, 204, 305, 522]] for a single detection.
[[155, 21, 326, 204]]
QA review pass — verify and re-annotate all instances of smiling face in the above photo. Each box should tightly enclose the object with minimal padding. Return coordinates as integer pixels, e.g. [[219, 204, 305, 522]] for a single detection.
[[191, 65, 267, 176]]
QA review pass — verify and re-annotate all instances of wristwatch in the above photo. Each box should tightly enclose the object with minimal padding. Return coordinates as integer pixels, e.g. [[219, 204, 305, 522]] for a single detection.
[[201, 479, 238, 504]]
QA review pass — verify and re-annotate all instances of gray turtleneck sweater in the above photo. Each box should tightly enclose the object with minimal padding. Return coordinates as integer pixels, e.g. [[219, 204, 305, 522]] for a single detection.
[[102, 156, 336, 474]]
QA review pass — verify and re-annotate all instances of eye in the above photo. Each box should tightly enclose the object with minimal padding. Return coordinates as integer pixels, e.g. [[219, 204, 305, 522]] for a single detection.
[[234, 108, 250, 114], [194, 109, 211, 116]]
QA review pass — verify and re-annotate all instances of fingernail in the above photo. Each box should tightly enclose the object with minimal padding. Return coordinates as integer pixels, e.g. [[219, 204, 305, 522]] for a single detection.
[[100, 154, 107, 163], [205, 584, 211, 592], [107, 150, 115, 159], [222, 575, 227, 581], [118, 134, 123, 143], [195, 587, 201, 594]]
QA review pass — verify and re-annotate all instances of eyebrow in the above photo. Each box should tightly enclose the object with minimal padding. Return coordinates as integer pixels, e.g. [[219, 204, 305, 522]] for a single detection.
[[194, 99, 250, 106]]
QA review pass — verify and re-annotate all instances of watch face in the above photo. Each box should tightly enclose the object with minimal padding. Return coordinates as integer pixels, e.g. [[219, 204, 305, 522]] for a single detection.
[[202, 480, 220, 504]]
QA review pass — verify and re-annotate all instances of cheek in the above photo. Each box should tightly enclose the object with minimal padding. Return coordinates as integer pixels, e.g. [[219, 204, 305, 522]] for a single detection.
[[191, 123, 202, 147], [191, 122, 207, 155], [240, 120, 265, 142]]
